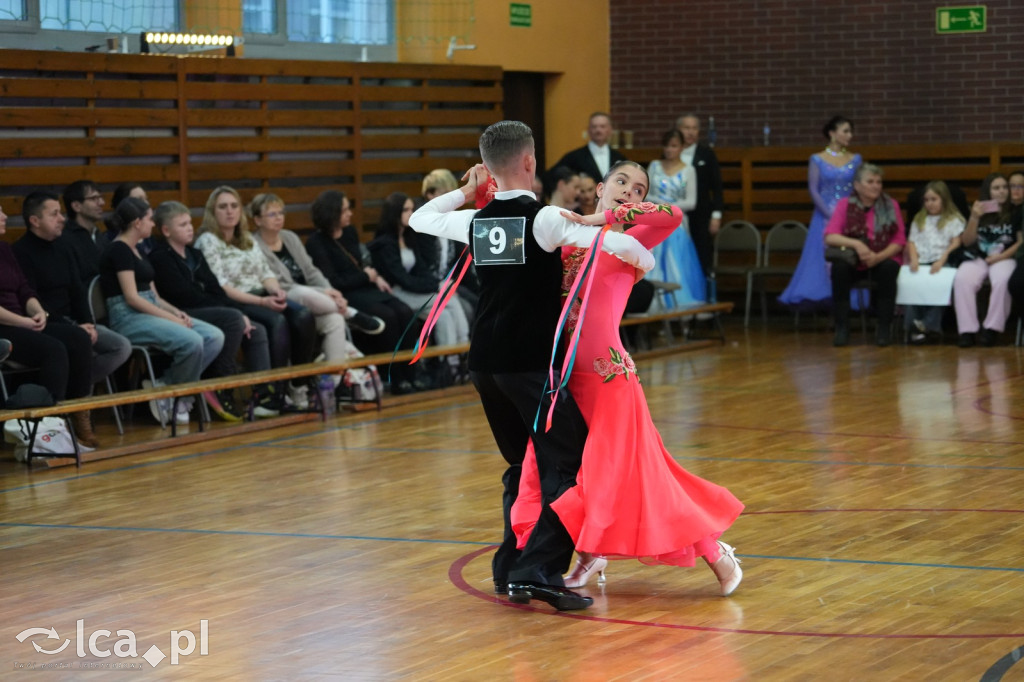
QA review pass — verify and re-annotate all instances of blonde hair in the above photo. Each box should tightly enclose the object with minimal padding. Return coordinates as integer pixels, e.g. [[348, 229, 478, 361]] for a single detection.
[[249, 192, 285, 221], [912, 180, 964, 233], [421, 169, 458, 197], [201, 186, 253, 250], [152, 200, 191, 240]]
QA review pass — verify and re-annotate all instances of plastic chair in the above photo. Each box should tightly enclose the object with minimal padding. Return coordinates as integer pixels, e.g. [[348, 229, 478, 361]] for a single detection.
[[713, 220, 762, 319], [744, 220, 808, 326]]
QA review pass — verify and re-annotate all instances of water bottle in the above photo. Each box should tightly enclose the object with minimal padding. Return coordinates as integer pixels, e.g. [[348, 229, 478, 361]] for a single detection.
[[708, 116, 717, 147], [317, 375, 336, 417], [708, 272, 718, 303], [763, 121, 771, 147]]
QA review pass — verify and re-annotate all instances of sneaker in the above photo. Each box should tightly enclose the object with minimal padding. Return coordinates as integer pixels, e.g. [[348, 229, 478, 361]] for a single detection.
[[141, 379, 170, 426], [176, 400, 190, 425], [203, 390, 242, 422], [958, 333, 976, 348], [286, 383, 309, 410], [253, 386, 282, 419], [346, 309, 386, 335]]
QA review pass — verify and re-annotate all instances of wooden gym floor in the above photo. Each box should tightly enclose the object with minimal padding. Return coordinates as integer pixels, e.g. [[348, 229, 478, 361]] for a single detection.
[[1, 319, 1022, 681]]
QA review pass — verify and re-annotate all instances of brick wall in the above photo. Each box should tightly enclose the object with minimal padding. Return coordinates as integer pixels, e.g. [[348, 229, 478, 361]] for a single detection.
[[610, 0, 1024, 148]]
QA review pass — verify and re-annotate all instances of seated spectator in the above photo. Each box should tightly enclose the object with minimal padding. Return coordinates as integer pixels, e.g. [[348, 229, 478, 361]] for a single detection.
[[903, 180, 971, 226], [1009, 171, 1024, 212], [13, 191, 133, 445], [368, 192, 470, 381], [306, 190, 426, 394], [149, 200, 276, 420], [544, 166, 582, 211], [902, 181, 964, 344], [98, 183, 155, 255], [824, 163, 905, 347], [195, 186, 317, 408], [420, 169, 480, 320], [58, 179, 107, 288], [953, 173, 1022, 347], [249, 192, 382, 367], [577, 173, 597, 216], [99, 197, 225, 425], [0, 201, 95, 445]]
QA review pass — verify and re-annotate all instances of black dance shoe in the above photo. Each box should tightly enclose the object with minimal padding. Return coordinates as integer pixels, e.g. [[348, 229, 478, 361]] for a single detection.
[[958, 333, 976, 348], [506, 582, 593, 611]]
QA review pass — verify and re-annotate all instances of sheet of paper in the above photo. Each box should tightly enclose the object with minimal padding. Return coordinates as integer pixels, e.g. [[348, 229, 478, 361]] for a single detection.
[[895, 265, 957, 306]]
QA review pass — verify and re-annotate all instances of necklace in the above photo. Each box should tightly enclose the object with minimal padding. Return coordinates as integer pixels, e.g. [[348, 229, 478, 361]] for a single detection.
[[824, 146, 847, 157]]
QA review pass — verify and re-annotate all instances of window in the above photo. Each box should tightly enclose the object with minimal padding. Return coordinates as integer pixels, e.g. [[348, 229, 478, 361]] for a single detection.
[[0, 0, 25, 21], [244, 0, 391, 44], [39, 0, 178, 32]]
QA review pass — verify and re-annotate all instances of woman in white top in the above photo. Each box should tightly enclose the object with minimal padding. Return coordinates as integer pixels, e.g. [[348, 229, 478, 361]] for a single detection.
[[195, 187, 317, 403], [903, 181, 964, 344]]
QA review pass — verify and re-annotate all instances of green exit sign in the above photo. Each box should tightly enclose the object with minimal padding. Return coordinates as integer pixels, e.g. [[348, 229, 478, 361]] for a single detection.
[[936, 5, 987, 34], [510, 3, 531, 27]]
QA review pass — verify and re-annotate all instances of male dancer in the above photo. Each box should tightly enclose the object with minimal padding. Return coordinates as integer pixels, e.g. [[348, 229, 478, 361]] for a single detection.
[[410, 121, 653, 611]]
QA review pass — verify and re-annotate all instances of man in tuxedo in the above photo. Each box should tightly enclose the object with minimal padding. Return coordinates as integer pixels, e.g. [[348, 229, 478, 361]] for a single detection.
[[550, 112, 627, 185], [677, 113, 724, 276], [410, 121, 653, 611]]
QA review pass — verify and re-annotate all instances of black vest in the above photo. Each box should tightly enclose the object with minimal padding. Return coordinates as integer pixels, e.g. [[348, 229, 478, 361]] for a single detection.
[[469, 196, 563, 373]]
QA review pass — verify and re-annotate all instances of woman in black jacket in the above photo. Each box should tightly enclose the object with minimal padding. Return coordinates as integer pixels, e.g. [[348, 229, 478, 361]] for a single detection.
[[368, 192, 470, 350], [305, 190, 425, 393]]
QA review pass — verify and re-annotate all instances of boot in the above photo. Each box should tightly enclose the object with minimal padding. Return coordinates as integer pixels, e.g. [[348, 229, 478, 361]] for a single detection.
[[833, 301, 850, 347], [71, 411, 100, 448]]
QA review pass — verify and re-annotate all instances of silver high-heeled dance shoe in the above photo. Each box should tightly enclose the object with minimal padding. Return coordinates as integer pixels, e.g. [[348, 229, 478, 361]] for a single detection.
[[563, 556, 608, 589], [711, 541, 743, 597]]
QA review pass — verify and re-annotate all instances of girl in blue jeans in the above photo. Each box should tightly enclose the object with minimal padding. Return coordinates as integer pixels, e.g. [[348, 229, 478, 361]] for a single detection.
[[99, 197, 224, 425]]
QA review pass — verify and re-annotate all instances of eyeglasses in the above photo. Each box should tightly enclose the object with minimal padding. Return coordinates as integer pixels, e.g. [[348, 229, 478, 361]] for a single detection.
[[83, 194, 104, 202], [261, 211, 285, 219]]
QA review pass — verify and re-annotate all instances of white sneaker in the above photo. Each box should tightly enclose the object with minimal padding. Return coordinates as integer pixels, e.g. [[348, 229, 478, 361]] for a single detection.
[[286, 384, 309, 410], [141, 379, 170, 426], [175, 400, 190, 425]]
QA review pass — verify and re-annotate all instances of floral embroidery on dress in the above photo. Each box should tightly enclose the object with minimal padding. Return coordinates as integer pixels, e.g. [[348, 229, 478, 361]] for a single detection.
[[594, 347, 638, 383], [611, 202, 675, 225]]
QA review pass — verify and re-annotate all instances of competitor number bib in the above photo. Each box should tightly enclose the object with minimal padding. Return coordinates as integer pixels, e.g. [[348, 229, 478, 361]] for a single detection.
[[472, 217, 526, 266]]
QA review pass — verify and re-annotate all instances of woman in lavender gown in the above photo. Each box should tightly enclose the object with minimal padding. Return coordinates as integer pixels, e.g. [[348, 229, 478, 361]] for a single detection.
[[779, 116, 861, 308], [646, 129, 706, 307]]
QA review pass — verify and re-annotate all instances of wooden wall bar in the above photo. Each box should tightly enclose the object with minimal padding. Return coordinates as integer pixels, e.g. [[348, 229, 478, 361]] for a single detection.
[[0, 49, 502, 239]]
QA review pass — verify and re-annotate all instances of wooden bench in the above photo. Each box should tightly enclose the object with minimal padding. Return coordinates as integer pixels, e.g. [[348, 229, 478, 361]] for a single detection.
[[0, 343, 469, 468], [620, 301, 735, 357]]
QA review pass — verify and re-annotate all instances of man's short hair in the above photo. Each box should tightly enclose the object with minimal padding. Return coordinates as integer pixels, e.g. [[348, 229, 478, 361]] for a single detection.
[[62, 179, 97, 222], [479, 120, 534, 174], [22, 191, 60, 227], [590, 111, 612, 124]]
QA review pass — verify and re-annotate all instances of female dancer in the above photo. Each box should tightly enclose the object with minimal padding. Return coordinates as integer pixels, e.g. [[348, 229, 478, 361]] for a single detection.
[[646, 128, 705, 306], [779, 116, 861, 308], [512, 161, 744, 595]]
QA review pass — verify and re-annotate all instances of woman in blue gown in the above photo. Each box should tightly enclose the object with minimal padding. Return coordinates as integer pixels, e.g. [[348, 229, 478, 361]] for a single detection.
[[779, 116, 861, 309], [646, 129, 706, 307]]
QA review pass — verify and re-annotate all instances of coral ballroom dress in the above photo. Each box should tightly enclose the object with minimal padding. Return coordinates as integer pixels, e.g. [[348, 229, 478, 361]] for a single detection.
[[511, 204, 743, 566]]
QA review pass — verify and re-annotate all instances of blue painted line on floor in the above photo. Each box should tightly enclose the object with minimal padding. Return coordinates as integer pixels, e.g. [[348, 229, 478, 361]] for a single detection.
[[0, 522, 494, 546], [2, 522, 1020, 574]]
